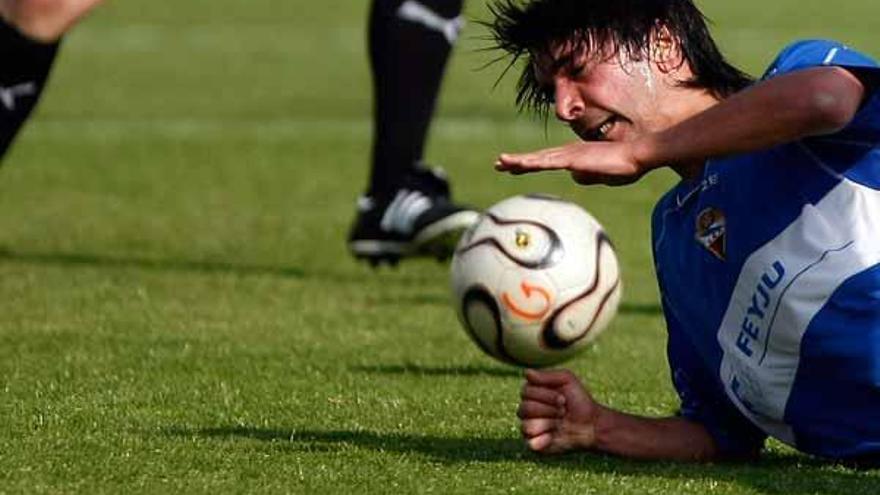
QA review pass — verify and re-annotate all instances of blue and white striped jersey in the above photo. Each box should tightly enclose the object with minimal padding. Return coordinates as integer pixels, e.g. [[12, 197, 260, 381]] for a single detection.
[[652, 40, 880, 459]]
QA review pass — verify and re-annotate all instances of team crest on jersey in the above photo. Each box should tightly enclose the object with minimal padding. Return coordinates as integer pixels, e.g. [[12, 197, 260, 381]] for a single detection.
[[695, 207, 726, 260]]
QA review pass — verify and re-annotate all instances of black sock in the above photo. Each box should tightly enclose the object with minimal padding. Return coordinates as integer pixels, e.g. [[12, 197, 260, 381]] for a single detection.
[[366, 0, 464, 200], [0, 21, 60, 161]]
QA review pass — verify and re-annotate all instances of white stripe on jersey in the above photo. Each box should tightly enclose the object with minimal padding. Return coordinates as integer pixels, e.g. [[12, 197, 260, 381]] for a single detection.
[[822, 47, 840, 65], [716, 178, 880, 445]]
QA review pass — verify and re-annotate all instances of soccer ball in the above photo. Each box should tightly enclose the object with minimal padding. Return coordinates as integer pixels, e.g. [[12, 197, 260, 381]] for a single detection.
[[450, 194, 622, 367]]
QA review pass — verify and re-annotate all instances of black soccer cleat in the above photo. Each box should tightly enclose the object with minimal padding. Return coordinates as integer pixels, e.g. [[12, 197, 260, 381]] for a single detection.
[[348, 165, 479, 265]]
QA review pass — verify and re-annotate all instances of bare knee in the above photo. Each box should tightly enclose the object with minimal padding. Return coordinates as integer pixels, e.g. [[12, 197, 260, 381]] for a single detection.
[[1, 0, 103, 42]]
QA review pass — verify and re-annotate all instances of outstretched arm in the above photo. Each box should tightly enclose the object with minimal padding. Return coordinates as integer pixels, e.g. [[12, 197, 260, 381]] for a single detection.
[[497, 66, 866, 185], [519, 369, 724, 461]]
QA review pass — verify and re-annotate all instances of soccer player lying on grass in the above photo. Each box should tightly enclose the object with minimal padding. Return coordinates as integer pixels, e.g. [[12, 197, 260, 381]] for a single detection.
[[0, 0, 103, 157], [490, 0, 880, 463]]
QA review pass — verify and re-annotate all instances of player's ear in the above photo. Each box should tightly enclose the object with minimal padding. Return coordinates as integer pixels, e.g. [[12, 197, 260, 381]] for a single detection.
[[650, 24, 683, 75]]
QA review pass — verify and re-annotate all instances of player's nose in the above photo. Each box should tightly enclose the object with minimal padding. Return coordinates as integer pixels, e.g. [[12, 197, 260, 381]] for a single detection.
[[554, 79, 585, 122]]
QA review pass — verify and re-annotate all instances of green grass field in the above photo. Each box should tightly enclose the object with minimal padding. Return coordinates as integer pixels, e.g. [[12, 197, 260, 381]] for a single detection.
[[2, 0, 880, 492]]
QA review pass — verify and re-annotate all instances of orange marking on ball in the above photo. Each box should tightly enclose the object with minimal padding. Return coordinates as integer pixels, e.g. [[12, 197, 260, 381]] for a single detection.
[[501, 281, 553, 321]]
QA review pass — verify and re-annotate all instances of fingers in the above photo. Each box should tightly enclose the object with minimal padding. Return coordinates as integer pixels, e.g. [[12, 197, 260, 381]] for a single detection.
[[495, 157, 535, 174], [518, 378, 566, 453], [517, 370, 595, 456], [526, 432, 554, 452], [521, 417, 556, 437], [522, 420, 570, 454], [495, 149, 571, 174], [518, 399, 562, 421], [496, 141, 644, 187], [518, 376, 584, 456], [521, 384, 563, 405], [524, 368, 578, 388], [519, 380, 565, 452]]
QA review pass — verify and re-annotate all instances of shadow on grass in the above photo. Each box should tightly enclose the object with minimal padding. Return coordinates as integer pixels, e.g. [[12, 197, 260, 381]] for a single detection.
[[364, 293, 451, 307], [165, 426, 879, 493], [167, 426, 880, 492], [350, 363, 521, 378], [167, 426, 524, 462], [618, 301, 663, 316], [0, 247, 307, 278], [0, 247, 447, 285]]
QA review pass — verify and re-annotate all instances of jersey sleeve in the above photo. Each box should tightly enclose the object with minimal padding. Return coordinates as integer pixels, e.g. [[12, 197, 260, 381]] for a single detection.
[[766, 40, 880, 188], [663, 301, 768, 458], [763, 39, 880, 82], [763, 39, 880, 121]]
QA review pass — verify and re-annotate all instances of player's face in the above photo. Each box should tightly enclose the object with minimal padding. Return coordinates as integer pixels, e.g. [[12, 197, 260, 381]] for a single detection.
[[533, 41, 675, 143]]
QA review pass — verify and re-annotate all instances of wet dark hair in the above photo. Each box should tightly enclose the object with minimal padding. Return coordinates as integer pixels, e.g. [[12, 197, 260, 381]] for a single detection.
[[486, 0, 754, 116]]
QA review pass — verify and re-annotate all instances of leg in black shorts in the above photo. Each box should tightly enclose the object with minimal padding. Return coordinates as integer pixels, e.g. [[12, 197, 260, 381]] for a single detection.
[[0, 20, 60, 159]]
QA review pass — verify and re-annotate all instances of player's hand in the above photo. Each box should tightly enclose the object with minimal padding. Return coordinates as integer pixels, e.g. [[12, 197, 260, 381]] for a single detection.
[[495, 140, 645, 186], [517, 368, 603, 454]]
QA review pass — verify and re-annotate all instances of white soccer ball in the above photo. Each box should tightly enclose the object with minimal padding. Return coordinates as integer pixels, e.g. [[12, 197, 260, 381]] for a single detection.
[[450, 194, 622, 367]]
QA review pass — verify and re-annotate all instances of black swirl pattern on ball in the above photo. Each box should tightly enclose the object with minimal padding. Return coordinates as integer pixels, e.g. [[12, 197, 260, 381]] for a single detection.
[[455, 213, 564, 270], [461, 286, 530, 367], [542, 231, 620, 350]]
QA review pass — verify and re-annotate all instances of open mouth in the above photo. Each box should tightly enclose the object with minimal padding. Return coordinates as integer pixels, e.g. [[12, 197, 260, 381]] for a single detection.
[[596, 116, 616, 138], [578, 114, 620, 141]]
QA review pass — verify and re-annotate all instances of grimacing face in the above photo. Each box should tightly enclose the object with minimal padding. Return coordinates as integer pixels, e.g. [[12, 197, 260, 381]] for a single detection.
[[532, 39, 686, 143]]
